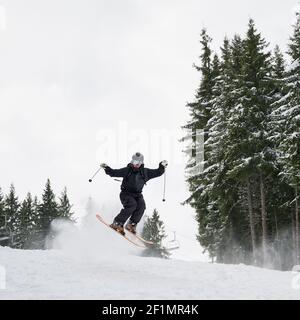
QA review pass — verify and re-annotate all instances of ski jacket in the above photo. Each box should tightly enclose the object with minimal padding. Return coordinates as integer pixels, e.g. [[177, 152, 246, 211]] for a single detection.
[[104, 163, 165, 194]]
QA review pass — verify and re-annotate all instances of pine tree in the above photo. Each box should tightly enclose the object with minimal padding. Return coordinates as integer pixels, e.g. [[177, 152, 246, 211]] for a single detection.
[[0, 188, 10, 246], [265, 45, 292, 269], [276, 12, 300, 263], [4, 184, 20, 248], [183, 29, 217, 177], [0, 188, 5, 229], [272, 45, 286, 79], [223, 20, 276, 264], [0, 183, 76, 250], [182, 20, 287, 266], [42, 187, 76, 248], [203, 36, 245, 263], [37, 179, 58, 249], [141, 209, 169, 258], [269, 45, 286, 149], [17, 193, 35, 249], [180, 15, 300, 269], [29, 196, 42, 249], [182, 30, 222, 260], [58, 187, 74, 221]]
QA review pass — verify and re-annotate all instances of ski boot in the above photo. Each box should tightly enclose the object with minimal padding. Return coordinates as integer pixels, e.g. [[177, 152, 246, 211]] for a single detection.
[[110, 221, 125, 236], [125, 221, 137, 234]]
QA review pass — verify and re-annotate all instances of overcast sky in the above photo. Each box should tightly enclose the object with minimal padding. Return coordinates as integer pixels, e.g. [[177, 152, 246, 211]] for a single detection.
[[0, 0, 299, 259]]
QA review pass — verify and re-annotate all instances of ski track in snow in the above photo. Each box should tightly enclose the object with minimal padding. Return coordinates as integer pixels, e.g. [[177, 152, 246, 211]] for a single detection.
[[0, 219, 300, 300]]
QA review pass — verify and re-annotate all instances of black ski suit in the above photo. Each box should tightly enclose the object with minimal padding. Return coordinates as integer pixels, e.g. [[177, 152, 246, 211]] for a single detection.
[[104, 163, 165, 225]]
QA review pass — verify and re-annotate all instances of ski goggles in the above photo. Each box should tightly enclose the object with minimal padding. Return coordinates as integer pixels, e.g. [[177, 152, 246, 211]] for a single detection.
[[131, 160, 143, 166]]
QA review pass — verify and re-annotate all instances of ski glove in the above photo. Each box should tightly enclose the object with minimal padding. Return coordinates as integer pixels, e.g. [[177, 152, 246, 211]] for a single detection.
[[160, 160, 168, 167], [100, 163, 108, 169]]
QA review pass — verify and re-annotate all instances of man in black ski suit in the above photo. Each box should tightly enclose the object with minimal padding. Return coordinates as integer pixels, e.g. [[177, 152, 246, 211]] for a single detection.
[[101, 152, 168, 235]]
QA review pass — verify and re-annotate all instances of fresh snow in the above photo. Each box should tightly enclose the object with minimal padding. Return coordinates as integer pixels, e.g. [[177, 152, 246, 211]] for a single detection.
[[286, 58, 300, 72], [0, 219, 300, 300]]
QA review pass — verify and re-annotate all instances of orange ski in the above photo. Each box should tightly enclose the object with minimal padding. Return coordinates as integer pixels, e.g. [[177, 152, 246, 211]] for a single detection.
[[96, 214, 146, 249], [124, 228, 154, 246]]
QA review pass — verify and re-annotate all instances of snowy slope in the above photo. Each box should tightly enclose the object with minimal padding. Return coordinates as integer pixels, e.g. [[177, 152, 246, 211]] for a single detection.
[[0, 219, 299, 300]]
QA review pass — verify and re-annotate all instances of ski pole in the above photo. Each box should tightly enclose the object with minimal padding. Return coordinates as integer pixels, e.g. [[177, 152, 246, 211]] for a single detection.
[[162, 170, 166, 202], [88, 167, 102, 182]]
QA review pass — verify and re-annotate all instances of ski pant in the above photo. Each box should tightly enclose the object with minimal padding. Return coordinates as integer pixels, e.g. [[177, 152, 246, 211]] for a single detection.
[[114, 191, 146, 225]]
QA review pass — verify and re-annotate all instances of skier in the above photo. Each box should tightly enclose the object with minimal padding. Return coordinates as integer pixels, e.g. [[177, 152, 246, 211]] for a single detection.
[[100, 152, 168, 235]]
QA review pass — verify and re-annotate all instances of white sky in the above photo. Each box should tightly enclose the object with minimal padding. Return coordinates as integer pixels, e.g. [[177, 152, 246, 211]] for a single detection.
[[0, 0, 299, 259]]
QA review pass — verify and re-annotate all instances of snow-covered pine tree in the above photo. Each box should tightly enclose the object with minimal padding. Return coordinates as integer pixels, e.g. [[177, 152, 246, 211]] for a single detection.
[[182, 17, 298, 270], [28, 196, 43, 249], [265, 45, 296, 270], [58, 187, 75, 221], [4, 184, 20, 248], [0, 188, 4, 221], [224, 35, 257, 264], [194, 49, 229, 261], [141, 209, 169, 258], [182, 30, 222, 260], [268, 45, 287, 151], [272, 45, 286, 79], [0, 188, 10, 246], [182, 29, 216, 177], [223, 19, 277, 265], [276, 12, 300, 264], [203, 36, 247, 263], [36, 179, 59, 249], [16, 193, 35, 249], [30, 195, 41, 249]]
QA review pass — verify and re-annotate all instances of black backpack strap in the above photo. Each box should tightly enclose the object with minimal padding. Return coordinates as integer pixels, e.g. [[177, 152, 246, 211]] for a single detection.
[[126, 164, 133, 179], [140, 166, 147, 185]]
